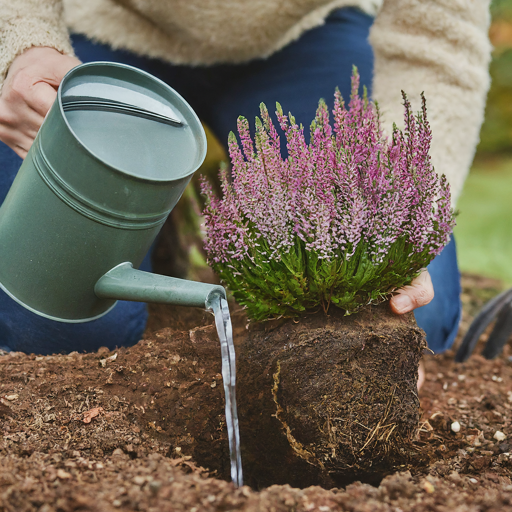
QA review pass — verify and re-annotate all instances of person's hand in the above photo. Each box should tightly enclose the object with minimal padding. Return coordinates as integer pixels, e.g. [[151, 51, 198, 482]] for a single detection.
[[0, 47, 81, 158], [391, 269, 433, 390], [390, 269, 434, 315]]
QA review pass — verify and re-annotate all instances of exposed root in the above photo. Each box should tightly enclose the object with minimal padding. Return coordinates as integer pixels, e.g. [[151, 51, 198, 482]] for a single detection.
[[271, 361, 322, 467]]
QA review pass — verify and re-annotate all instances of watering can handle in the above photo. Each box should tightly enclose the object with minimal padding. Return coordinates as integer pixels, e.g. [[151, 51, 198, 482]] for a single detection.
[[94, 262, 226, 309], [62, 96, 183, 127]]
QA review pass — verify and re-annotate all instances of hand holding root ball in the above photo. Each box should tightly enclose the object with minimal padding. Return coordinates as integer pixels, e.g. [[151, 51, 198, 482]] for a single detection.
[[391, 269, 434, 389], [391, 269, 434, 315]]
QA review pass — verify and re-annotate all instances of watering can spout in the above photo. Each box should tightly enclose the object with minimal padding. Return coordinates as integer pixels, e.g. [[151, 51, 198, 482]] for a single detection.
[[95, 262, 226, 310]]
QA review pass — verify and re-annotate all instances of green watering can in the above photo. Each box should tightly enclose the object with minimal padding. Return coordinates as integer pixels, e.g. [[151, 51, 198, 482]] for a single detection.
[[0, 62, 226, 322]]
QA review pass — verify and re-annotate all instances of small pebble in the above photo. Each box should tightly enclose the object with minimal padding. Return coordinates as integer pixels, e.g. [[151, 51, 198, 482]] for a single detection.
[[469, 478, 478, 484], [422, 480, 435, 493], [149, 480, 162, 495], [451, 421, 461, 433], [133, 476, 146, 486], [56, 469, 72, 480], [494, 431, 506, 442], [448, 471, 461, 483]]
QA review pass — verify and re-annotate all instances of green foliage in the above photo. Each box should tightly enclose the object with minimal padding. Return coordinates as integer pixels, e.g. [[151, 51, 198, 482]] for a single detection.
[[491, 0, 512, 19], [478, 49, 512, 154], [214, 238, 432, 320], [454, 156, 512, 286]]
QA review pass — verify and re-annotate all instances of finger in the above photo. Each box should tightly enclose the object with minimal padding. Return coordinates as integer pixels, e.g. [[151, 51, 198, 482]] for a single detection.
[[24, 123, 43, 141], [390, 269, 434, 315], [2, 125, 37, 155], [0, 117, 43, 155], [0, 81, 50, 137], [15, 108, 45, 139], [0, 123, 33, 153], [14, 131, 37, 156], [13, 145, 28, 159], [45, 55, 82, 86], [25, 81, 58, 118]]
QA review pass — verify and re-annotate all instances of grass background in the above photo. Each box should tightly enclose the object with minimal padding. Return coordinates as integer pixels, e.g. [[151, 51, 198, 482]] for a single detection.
[[455, 158, 512, 285], [453, 0, 512, 284]]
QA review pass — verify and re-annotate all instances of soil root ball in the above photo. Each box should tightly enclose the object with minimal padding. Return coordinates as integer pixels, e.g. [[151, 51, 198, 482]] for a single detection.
[[236, 304, 427, 488]]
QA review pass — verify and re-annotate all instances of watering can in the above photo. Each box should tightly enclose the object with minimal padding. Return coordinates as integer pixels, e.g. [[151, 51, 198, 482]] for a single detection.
[[0, 61, 226, 322]]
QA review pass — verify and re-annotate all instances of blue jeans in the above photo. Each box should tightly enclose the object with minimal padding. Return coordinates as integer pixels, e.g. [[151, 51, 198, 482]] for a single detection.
[[0, 7, 460, 354]]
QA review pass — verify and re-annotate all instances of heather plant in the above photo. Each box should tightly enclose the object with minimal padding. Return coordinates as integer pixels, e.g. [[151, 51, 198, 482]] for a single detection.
[[201, 71, 455, 321]]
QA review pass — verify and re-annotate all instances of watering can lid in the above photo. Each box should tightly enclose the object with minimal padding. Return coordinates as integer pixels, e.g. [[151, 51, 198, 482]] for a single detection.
[[58, 62, 207, 182]]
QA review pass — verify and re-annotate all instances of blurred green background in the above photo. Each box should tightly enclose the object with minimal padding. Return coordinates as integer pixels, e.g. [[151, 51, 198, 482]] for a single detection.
[[454, 0, 512, 285]]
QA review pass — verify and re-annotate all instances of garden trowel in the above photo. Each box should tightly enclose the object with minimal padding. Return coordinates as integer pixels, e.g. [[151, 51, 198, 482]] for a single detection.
[[455, 287, 512, 362]]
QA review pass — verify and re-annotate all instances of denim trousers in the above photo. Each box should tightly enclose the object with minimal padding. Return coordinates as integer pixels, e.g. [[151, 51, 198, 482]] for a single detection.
[[0, 7, 461, 354]]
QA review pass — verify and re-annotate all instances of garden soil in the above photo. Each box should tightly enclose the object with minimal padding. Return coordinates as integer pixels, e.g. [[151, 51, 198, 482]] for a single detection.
[[2, 273, 512, 511]]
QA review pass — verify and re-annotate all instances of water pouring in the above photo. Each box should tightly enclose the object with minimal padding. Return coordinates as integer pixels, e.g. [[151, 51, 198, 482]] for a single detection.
[[0, 61, 242, 486]]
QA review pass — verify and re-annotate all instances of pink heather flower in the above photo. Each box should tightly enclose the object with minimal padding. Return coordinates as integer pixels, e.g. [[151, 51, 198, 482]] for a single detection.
[[202, 69, 455, 297]]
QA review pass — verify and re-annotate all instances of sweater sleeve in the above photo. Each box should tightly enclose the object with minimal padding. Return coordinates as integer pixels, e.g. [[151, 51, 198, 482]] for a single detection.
[[369, 0, 492, 206], [0, 0, 74, 86]]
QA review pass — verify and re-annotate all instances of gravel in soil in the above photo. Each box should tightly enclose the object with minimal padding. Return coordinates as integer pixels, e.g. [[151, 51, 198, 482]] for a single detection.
[[2, 273, 512, 511]]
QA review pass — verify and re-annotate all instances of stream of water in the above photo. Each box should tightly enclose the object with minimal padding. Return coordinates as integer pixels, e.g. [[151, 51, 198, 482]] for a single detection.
[[207, 294, 243, 487]]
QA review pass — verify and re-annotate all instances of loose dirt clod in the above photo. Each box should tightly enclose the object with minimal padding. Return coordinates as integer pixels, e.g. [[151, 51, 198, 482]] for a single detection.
[[83, 407, 105, 424]]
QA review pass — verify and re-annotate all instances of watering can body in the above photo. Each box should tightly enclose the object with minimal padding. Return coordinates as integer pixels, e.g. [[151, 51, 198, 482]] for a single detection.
[[0, 62, 224, 322]]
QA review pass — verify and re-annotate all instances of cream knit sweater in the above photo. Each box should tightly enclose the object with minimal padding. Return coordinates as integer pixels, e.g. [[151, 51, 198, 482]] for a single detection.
[[0, 0, 492, 205]]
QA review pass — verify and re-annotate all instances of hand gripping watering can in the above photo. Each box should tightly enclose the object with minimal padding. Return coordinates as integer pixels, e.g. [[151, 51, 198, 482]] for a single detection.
[[0, 62, 226, 322]]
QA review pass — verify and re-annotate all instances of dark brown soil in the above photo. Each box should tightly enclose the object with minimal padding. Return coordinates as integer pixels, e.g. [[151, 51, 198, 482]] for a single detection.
[[1, 273, 512, 511]]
